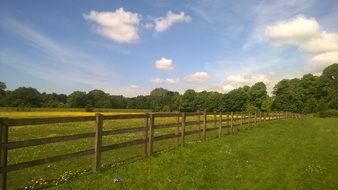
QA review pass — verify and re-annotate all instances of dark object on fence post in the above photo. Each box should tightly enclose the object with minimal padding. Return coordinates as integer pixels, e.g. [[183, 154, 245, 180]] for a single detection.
[[218, 112, 222, 138], [93, 113, 103, 172], [147, 114, 154, 156], [1, 118, 8, 190], [181, 113, 186, 147], [203, 111, 207, 141], [230, 112, 234, 134], [144, 113, 149, 156]]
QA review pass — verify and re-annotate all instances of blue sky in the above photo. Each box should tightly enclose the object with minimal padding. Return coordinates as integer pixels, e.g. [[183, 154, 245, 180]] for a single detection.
[[1, 0, 338, 96]]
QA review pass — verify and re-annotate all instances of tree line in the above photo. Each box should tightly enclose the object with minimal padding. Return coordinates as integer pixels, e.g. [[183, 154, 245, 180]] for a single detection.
[[0, 64, 337, 113]]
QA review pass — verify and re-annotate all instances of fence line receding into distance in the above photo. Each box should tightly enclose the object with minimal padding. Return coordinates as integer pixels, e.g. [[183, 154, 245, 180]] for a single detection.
[[0, 111, 303, 190]]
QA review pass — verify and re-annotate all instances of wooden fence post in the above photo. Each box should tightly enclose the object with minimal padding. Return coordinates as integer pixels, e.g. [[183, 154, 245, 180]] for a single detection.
[[181, 113, 186, 147], [213, 112, 217, 128], [198, 112, 201, 140], [147, 114, 154, 156], [248, 112, 252, 128], [254, 112, 257, 126], [203, 111, 207, 141], [230, 112, 234, 134], [240, 112, 243, 129], [271, 112, 274, 120], [259, 112, 261, 123], [218, 112, 222, 138], [1, 118, 8, 190], [227, 113, 230, 134], [144, 113, 149, 156], [93, 113, 103, 172], [267, 112, 270, 121], [176, 113, 180, 147]]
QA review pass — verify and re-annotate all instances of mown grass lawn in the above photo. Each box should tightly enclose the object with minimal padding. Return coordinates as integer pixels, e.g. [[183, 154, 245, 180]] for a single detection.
[[47, 118, 338, 190]]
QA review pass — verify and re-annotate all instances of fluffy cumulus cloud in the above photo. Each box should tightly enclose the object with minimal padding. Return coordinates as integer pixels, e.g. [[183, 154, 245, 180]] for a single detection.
[[264, 15, 338, 70], [150, 77, 180, 84], [222, 73, 270, 92], [154, 11, 191, 32], [84, 8, 140, 43], [154, 57, 174, 71], [185, 72, 209, 82]]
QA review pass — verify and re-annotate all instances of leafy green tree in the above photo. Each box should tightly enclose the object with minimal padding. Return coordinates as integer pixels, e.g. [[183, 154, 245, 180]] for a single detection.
[[318, 63, 338, 101], [41, 93, 61, 108], [7, 87, 42, 107], [0, 81, 6, 95], [303, 98, 318, 113], [220, 86, 249, 112], [87, 89, 111, 108], [111, 95, 127, 108], [150, 88, 169, 97], [272, 79, 304, 112], [180, 89, 197, 112], [248, 82, 267, 109], [0, 81, 7, 106], [67, 91, 87, 108], [261, 97, 273, 112]]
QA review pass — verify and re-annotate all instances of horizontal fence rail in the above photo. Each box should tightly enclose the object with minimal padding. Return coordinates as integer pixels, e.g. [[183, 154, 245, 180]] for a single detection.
[[0, 111, 304, 190]]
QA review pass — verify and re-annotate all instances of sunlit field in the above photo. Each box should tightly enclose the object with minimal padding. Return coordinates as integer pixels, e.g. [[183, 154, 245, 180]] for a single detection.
[[49, 118, 338, 190], [1, 109, 231, 189]]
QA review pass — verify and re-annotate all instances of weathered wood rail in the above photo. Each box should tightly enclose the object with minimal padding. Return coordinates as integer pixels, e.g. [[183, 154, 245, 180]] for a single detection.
[[0, 111, 302, 190]]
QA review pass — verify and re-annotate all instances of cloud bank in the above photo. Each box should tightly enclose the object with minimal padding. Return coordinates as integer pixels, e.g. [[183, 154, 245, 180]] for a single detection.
[[264, 15, 338, 70]]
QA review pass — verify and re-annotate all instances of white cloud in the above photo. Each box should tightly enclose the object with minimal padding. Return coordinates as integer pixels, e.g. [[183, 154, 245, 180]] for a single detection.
[[154, 57, 174, 71], [312, 51, 338, 65], [299, 32, 338, 54], [265, 15, 338, 71], [150, 78, 164, 84], [154, 11, 191, 32], [225, 73, 270, 90], [150, 77, 180, 84], [185, 72, 209, 82], [264, 15, 320, 46], [129, 85, 140, 89], [84, 8, 140, 43], [165, 78, 180, 84], [222, 84, 235, 92]]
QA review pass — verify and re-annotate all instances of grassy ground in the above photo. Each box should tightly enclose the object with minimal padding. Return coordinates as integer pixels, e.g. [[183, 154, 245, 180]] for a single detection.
[[44, 118, 338, 190], [2, 110, 228, 189]]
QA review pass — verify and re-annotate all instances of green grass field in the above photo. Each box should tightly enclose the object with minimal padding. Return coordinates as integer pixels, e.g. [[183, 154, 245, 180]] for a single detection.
[[45, 117, 338, 190], [1, 110, 337, 189], [2, 110, 224, 189]]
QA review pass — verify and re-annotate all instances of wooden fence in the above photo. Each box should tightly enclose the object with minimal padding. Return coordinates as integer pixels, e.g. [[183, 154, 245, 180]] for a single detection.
[[0, 111, 302, 190]]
